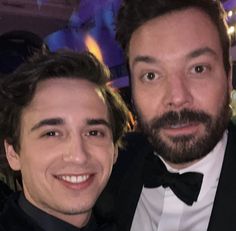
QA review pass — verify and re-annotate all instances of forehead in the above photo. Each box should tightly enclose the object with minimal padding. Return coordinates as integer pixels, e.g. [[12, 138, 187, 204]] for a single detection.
[[22, 78, 109, 123], [128, 7, 222, 62]]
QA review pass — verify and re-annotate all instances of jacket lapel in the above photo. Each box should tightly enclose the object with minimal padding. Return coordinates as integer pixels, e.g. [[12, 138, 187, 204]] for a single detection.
[[115, 134, 153, 231], [207, 123, 236, 230]]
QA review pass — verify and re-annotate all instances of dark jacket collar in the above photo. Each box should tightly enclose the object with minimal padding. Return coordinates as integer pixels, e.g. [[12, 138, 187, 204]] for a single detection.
[[0, 192, 114, 231], [207, 122, 236, 230]]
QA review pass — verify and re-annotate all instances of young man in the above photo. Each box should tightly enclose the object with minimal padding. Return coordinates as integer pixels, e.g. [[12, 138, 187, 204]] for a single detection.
[[106, 0, 236, 230], [0, 51, 129, 230]]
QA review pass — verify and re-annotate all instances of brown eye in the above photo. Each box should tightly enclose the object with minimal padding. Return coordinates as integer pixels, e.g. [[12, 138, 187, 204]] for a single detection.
[[83, 127, 112, 146], [89, 130, 99, 136], [47, 131, 57, 136], [146, 72, 155, 80], [195, 65, 205, 73], [41, 130, 60, 138], [142, 72, 159, 82], [190, 64, 210, 75], [86, 130, 105, 137]]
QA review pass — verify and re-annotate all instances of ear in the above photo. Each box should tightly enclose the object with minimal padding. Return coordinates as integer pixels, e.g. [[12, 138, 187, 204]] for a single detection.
[[113, 145, 119, 165], [4, 140, 21, 171]]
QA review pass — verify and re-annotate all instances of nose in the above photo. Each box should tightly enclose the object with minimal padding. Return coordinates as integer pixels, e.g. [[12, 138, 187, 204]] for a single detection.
[[163, 73, 193, 109], [62, 135, 89, 164]]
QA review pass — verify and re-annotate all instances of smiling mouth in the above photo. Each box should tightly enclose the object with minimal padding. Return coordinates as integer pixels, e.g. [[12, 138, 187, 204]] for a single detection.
[[56, 175, 90, 184]]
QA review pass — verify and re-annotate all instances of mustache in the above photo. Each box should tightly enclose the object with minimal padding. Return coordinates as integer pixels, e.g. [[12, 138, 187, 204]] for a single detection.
[[149, 108, 211, 130]]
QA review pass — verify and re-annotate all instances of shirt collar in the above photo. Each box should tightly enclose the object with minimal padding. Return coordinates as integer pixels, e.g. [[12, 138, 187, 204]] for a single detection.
[[18, 193, 98, 231]]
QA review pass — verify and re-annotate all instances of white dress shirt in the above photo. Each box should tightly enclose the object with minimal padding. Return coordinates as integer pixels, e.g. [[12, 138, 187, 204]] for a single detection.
[[131, 131, 228, 231]]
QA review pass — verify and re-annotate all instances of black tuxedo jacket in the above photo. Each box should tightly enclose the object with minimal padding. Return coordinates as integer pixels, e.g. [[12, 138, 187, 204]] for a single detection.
[[96, 123, 236, 231], [0, 192, 115, 231]]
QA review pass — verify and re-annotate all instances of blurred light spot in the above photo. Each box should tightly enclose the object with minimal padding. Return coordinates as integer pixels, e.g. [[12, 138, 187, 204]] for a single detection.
[[228, 10, 233, 18], [228, 25, 235, 34], [85, 34, 103, 62]]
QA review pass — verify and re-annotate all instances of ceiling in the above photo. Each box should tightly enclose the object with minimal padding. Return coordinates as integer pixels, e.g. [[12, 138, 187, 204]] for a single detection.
[[0, 0, 235, 71], [0, 0, 79, 37], [0, 0, 231, 38]]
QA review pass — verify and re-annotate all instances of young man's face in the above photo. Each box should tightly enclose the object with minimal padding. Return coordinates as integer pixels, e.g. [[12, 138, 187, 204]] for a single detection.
[[5, 78, 117, 227], [128, 8, 232, 167]]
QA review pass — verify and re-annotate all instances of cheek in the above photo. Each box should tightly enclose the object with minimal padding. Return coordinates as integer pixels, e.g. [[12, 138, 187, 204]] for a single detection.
[[19, 144, 56, 178], [19, 155, 45, 179], [95, 146, 116, 170], [19, 155, 43, 190], [93, 148, 115, 188], [196, 85, 228, 114], [132, 83, 149, 110], [133, 86, 160, 121]]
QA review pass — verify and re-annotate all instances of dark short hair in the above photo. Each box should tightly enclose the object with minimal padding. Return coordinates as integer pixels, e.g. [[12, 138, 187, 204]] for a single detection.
[[0, 51, 129, 152], [116, 0, 231, 74]]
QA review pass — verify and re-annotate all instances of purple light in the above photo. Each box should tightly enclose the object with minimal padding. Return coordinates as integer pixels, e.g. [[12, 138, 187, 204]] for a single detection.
[[36, 0, 48, 9]]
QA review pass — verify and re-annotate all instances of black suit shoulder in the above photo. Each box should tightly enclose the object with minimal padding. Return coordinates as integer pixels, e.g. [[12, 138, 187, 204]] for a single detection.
[[207, 122, 236, 231], [0, 192, 116, 231], [0, 180, 13, 211], [0, 192, 43, 231]]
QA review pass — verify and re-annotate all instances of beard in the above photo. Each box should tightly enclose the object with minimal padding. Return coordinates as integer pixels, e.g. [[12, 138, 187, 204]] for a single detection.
[[136, 93, 231, 164]]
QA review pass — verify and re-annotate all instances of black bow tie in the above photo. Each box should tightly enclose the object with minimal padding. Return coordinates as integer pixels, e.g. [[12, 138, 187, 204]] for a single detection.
[[143, 153, 203, 206]]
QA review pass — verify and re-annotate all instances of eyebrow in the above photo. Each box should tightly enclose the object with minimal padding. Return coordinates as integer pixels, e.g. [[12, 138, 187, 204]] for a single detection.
[[186, 47, 218, 59], [131, 47, 218, 69], [86, 118, 111, 129], [31, 118, 64, 131], [131, 55, 158, 69], [30, 117, 111, 132]]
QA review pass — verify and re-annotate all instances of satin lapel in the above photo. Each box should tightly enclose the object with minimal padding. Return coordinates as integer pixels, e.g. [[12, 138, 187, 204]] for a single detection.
[[207, 123, 236, 231]]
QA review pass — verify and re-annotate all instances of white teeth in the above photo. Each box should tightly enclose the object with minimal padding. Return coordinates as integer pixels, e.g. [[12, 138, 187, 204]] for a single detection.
[[171, 125, 183, 128], [59, 175, 89, 183], [171, 123, 188, 128]]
